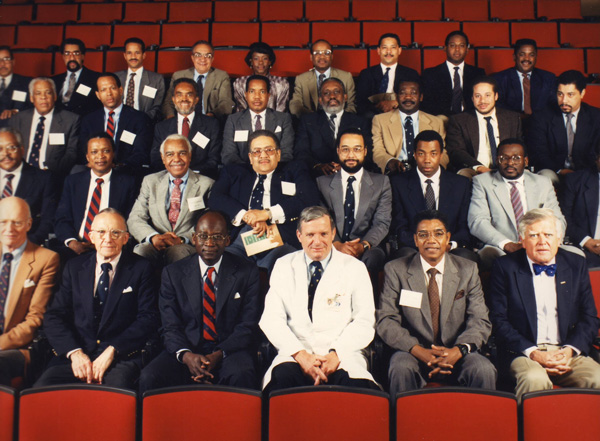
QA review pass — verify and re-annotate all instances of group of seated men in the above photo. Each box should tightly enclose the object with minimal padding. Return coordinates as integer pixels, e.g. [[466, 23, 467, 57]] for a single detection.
[[1, 28, 600, 402]]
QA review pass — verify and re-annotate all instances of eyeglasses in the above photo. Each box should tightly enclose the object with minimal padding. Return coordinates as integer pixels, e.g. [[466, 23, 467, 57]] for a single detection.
[[194, 233, 227, 243], [0, 145, 20, 154], [0, 57, 13, 63], [250, 148, 278, 157], [312, 50, 332, 56], [497, 155, 523, 164], [63, 51, 82, 57], [91, 229, 128, 239], [192, 53, 213, 59], [0, 219, 29, 229], [416, 229, 447, 240], [339, 146, 364, 155]]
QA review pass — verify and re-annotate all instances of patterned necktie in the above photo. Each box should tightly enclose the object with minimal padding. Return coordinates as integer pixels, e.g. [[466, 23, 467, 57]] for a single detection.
[[522, 73, 531, 115], [484, 116, 497, 165], [533, 263, 557, 276], [249, 174, 266, 210], [202, 267, 218, 341], [255, 114, 262, 131], [379, 67, 390, 94], [318, 73, 325, 90], [126, 72, 136, 107], [197, 74, 205, 112], [28, 116, 45, 168], [0, 78, 5, 96], [308, 260, 323, 320], [96, 262, 112, 304], [565, 113, 575, 169], [342, 176, 356, 241], [1, 173, 14, 199], [182, 116, 190, 138], [451, 66, 462, 114], [83, 178, 104, 242], [424, 179, 436, 210], [106, 111, 115, 138], [0, 253, 14, 333], [404, 115, 415, 158], [63, 72, 76, 104], [509, 182, 524, 225], [329, 113, 337, 137], [427, 268, 440, 344], [168, 178, 183, 230]]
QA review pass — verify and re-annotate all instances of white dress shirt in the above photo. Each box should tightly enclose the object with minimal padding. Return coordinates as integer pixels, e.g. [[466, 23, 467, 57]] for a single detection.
[[0, 161, 23, 193], [340, 167, 363, 210], [475, 108, 499, 168], [233, 170, 285, 225], [379, 63, 398, 94], [177, 111, 196, 133], [398, 110, 420, 161], [420, 254, 445, 300]]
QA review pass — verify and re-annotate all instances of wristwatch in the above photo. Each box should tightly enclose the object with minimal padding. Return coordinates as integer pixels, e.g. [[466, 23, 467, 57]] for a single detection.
[[265, 208, 273, 221], [456, 344, 470, 358], [361, 240, 371, 251]]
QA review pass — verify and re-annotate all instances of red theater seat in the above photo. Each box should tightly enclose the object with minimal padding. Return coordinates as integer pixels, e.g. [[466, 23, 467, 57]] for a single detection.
[[396, 389, 518, 441], [143, 386, 262, 441], [511, 22, 559, 48], [271, 49, 312, 77], [444, 0, 489, 21], [312, 21, 360, 47], [398, 0, 442, 20], [414, 22, 460, 47], [161, 23, 209, 48], [168, 2, 212, 23], [113, 24, 161, 47], [463, 22, 510, 47], [34, 4, 78, 24], [0, 5, 33, 25], [537, 48, 584, 76], [537, 0, 582, 20], [522, 390, 600, 441], [269, 387, 389, 441], [588, 50, 600, 74], [476, 48, 514, 75], [157, 49, 193, 75], [19, 386, 137, 441], [214, 1, 258, 22], [79, 3, 123, 24], [560, 23, 600, 48], [13, 50, 53, 77], [259, 1, 304, 21], [334, 48, 368, 76], [490, 0, 535, 20], [14, 24, 64, 49], [305, 0, 349, 21], [0, 26, 16, 45], [123, 3, 168, 23], [65, 24, 111, 50], [362, 22, 411, 47], [352, 0, 396, 21], [211, 49, 251, 77], [212, 22, 259, 47], [262, 22, 310, 48], [0, 386, 15, 441]]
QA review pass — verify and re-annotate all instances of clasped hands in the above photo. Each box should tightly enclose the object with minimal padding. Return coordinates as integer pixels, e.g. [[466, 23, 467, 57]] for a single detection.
[[183, 350, 224, 383], [151, 232, 183, 251], [293, 349, 340, 385], [530, 347, 573, 376], [243, 209, 271, 237], [333, 239, 365, 258], [69, 346, 115, 384], [411, 344, 463, 378]]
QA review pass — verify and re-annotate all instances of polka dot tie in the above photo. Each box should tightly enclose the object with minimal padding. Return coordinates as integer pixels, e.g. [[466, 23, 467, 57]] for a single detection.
[[249, 174, 266, 210], [308, 260, 323, 320], [96, 262, 112, 304], [28, 116, 45, 168], [342, 175, 356, 241]]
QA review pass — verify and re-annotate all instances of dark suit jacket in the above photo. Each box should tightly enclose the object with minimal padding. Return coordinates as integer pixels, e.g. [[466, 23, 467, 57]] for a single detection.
[[356, 63, 419, 117], [79, 105, 153, 172], [446, 107, 523, 170], [14, 163, 59, 245], [421, 62, 486, 117], [0, 73, 31, 121], [43, 251, 160, 359], [150, 113, 221, 180], [494, 67, 556, 114], [8, 107, 80, 175], [116, 68, 166, 121], [160, 252, 261, 356], [562, 168, 599, 245], [208, 161, 320, 246], [294, 110, 374, 171], [527, 102, 600, 172], [54, 169, 138, 244], [52, 67, 102, 117], [489, 248, 600, 362], [391, 168, 472, 248]]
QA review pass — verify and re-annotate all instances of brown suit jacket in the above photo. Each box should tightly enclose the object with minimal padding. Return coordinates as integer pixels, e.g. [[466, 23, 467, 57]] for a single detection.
[[0, 241, 59, 362]]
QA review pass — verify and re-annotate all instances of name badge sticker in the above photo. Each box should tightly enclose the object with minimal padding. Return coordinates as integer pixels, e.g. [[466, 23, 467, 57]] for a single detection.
[[188, 196, 205, 211], [192, 131, 210, 149], [281, 181, 296, 196], [12, 90, 26, 102], [120, 130, 136, 145], [49, 133, 65, 145], [142, 85, 157, 98], [399, 289, 423, 309], [234, 130, 249, 142], [76, 84, 91, 96]]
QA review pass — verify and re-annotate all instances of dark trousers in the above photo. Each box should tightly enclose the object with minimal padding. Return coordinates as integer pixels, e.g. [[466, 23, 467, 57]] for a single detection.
[[0, 349, 26, 386]]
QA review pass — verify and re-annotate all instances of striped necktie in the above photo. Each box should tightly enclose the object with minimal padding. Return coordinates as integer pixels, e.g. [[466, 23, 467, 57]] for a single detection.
[[202, 267, 218, 341], [83, 178, 104, 242]]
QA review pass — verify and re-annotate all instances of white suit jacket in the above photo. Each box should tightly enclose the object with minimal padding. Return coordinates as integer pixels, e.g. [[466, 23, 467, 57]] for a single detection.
[[260, 248, 375, 389]]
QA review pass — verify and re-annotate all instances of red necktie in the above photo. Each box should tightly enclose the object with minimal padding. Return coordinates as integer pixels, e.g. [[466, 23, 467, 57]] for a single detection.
[[168, 178, 183, 230], [182, 117, 190, 138], [1, 174, 14, 199], [83, 178, 104, 241], [523, 73, 532, 115], [203, 267, 218, 341], [107, 111, 115, 138]]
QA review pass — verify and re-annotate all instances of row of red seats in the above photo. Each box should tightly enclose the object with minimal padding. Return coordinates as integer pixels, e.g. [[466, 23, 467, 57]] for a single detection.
[[2, 20, 600, 49], [0, 0, 584, 22], [2, 385, 600, 441]]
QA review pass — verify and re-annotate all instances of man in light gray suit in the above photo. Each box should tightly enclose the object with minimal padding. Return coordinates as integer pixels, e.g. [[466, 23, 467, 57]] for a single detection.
[[9, 77, 79, 176], [317, 128, 391, 275], [222, 75, 293, 165], [468, 139, 570, 270], [127, 134, 214, 266], [116, 37, 165, 121], [162, 40, 234, 121], [377, 210, 496, 396]]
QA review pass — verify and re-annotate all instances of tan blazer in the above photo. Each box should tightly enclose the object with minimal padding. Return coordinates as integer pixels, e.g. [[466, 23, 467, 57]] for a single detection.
[[0, 241, 59, 362], [372, 110, 447, 173]]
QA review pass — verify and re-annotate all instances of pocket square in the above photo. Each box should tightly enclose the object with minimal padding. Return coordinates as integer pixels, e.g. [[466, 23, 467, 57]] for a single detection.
[[234, 292, 241, 299], [122, 286, 133, 293], [24, 279, 36, 288], [454, 290, 465, 300]]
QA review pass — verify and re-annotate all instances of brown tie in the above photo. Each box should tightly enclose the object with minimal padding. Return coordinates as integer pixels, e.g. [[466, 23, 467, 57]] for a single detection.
[[182, 116, 190, 138], [522, 73, 531, 115], [126, 72, 136, 107], [427, 268, 440, 344]]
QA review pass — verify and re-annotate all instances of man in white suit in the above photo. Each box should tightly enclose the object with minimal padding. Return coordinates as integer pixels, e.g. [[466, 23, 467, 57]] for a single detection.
[[127, 134, 214, 266], [468, 138, 571, 269], [260, 206, 378, 392]]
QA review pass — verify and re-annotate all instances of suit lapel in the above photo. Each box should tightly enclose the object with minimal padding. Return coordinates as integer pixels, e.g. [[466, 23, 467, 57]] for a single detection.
[[439, 255, 459, 332], [138, 69, 150, 107], [328, 173, 345, 232], [270, 168, 284, 205], [354, 171, 373, 230], [388, 111, 404, 157], [437, 170, 452, 213], [241, 168, 257, 207], [175, 172, 196, 229], [308, 70, 319, 111], [215, 254, 237, 318], [157, 173, 172, 230], [406, 254, 433, 336], [551, 111, 568, 154], [555, 252, 573, 342], [467, 111, 480, 156], [514, 253, 538, 341], [183, 256, 203, 324], [78, 254, 97, 328], [5, 242, 35, 325], [492, 172, 517, 228], [574, 106, 592, 158], [265, 109, 277, 132], [203, 68, 216, 110], [319, 111, 334, 145], [99, 253, 131, 331]]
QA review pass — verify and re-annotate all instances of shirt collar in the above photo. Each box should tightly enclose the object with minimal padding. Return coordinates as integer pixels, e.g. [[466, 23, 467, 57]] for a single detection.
[[501, 173, 525, 185], [304, 249, 333, 272], [3, 238, 27, 257], [104, 103, 123, 117], [416, 167, 441, 184], [1, 161, 23, 180], [420, 254, 446, 276], [96, 251, 122, 266], [250, 109, 267, 119], [476, 107, 497, 121], [380, 62, 397, 71], [91, 168, 113, 182], [399, 110, 419, 122], [340, 167, 364, 184], [169, 170, 190, 183], [446, 60, 464, 72], [127, 66, 144, 76], [198, 255, 223, 277], [178, 111, 195, 122], [33, 107, 54, 119]]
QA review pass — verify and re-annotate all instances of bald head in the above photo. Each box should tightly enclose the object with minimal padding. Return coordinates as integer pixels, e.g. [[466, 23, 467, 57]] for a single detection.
[[0, 197, 32, 252]]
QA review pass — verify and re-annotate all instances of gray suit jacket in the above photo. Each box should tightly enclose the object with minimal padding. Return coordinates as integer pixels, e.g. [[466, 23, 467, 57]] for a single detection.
[[221, 108, 294, 164], [289, 67, 356, 117], [468, 170, 565, 247], [376, 253, 491, 352], [9, 107, 80, 175], [162, 67, 234, 119], [116, 68, 165, 121], [127, 170, 214, 243], [317, 170, 392, 247]]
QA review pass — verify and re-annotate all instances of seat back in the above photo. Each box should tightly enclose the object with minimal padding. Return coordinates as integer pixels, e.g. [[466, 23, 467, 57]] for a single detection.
[[0, 386, 15, 441]]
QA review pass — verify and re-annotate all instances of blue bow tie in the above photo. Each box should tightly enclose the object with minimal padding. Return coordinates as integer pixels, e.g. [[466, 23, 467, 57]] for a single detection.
[[533, 263, 557, 276]]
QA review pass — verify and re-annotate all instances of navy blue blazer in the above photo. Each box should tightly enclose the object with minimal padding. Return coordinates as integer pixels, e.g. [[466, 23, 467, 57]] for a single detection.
[[43, 251, 160, 358], [159, 252, 261, 356], [493, 67, 556, 114], [15, 163, 59, 245], [52, 67, 102, 117], [489, 248, 600, 361], [562, 168, 599, 245], [79, 105, 153, 172], [150, 113, 221, 180], [208, 161, 320, 246], [527, 102, 600, 172], [356, 63, 419, 117], [0, 73, 31, 125], [54, 169, 137, 244], [391, 168, 472, 248], [421, 62, 485, 117]]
